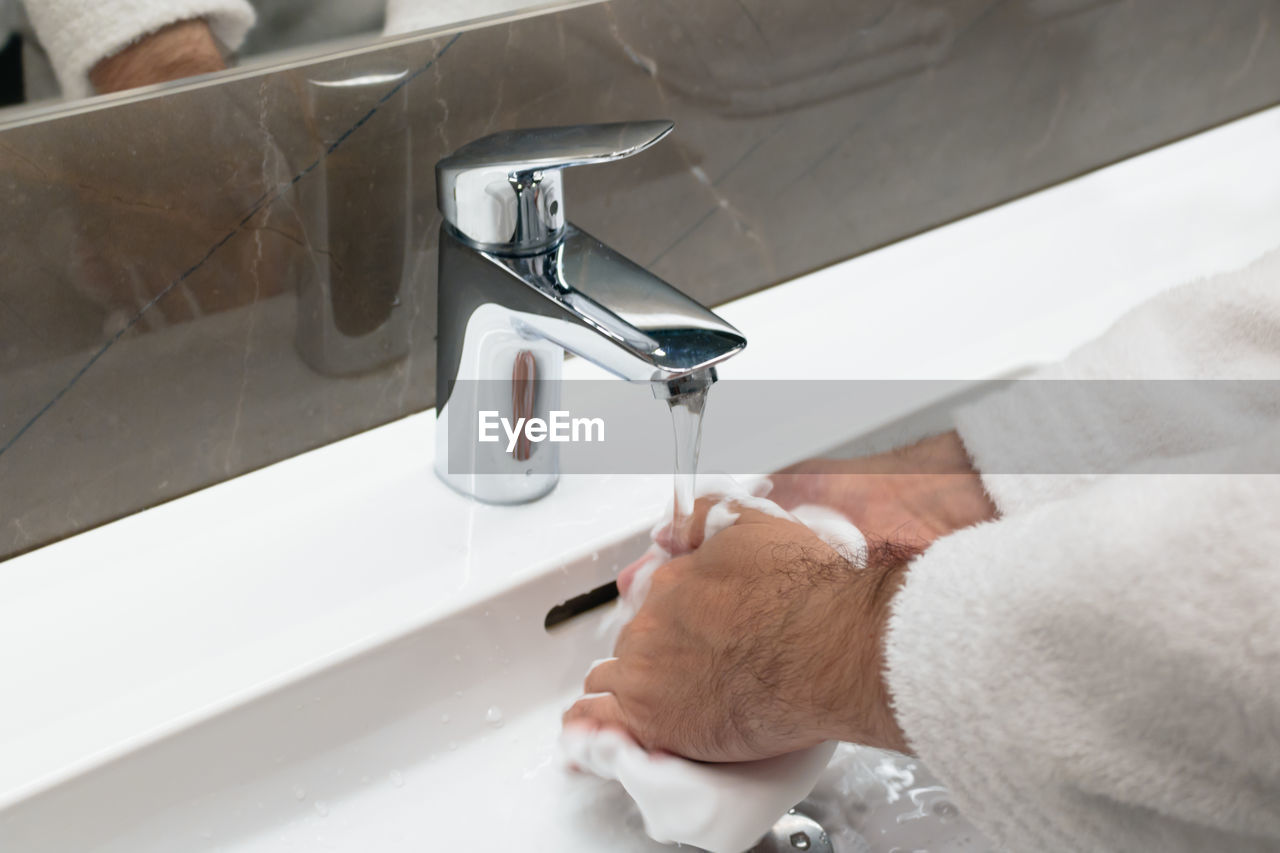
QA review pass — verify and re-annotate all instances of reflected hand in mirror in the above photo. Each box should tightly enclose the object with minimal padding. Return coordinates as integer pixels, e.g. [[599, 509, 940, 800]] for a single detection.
[[9, 0, 254, 101], [5, 0, 538, 106], [89, 18, 226, 94]]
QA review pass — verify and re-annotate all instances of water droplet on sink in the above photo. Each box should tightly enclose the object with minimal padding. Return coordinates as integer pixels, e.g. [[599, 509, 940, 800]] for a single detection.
[[453, 653, 462, 662], [591, 551, 599, 561], [441, 713, 450, 723], [933, 800, 959, 818], [486, 706, 504, 727], [455, 690, 463, 697], [389, 770, 404, 788], [789, 832, 810, 849], [449, 740, 458, 751], [314, 800, 329, 817], [293, 786, 306, 801]]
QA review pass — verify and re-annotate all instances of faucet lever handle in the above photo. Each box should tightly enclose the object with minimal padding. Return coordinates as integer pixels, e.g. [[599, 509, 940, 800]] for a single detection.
[[436, 120, 673, 253]]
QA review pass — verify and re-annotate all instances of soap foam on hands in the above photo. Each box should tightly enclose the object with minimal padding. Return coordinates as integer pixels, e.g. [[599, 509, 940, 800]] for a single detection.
[[560, 476, 868, 853]]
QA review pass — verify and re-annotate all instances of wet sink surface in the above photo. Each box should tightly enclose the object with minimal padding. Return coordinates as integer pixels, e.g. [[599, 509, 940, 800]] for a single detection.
[[790, 745, 991, 853]]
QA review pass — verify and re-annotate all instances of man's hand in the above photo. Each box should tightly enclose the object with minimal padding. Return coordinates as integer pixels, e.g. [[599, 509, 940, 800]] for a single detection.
[[563, 499, 912, 762], [768, 431, 997, 548], [90, 19, 226, 95]]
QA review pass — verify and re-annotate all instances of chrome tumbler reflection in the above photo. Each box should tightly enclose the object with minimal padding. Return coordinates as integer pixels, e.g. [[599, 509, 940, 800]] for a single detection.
[[296, 68, 415, 376]]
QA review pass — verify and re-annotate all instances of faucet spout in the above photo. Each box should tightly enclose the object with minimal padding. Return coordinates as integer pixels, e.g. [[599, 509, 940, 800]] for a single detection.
[[653, 366, 719, 402], [436, 224, 744, 410], [433, 122, 747, 503]]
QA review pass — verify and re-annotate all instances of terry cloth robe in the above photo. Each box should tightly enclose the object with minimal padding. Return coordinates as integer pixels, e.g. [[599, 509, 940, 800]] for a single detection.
[[888, 246, 1280, 851]]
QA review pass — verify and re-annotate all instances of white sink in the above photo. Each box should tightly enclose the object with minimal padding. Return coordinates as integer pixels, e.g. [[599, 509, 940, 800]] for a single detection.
[[3, 106, 1280, 852], [0, 526, 987, 852]]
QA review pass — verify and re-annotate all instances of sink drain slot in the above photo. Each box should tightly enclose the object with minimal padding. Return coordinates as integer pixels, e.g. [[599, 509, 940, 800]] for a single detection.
[[544, 581, 619, 630]]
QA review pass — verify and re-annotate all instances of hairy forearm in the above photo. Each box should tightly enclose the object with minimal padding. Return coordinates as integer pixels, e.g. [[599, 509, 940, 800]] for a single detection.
[[89, 18, 225, 94]]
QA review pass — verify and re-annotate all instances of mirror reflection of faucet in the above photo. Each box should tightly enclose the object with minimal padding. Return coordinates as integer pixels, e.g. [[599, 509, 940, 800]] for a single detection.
[[295, 67, 416, 377], [434, 122, 747, 503]]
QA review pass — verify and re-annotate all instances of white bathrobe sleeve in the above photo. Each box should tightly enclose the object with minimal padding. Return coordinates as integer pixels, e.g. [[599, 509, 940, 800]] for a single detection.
[[885, 453, 1280, 852], [886, 247, 1280, 851], [20, 0, 255, 97], [953, 246, 1280, 515]]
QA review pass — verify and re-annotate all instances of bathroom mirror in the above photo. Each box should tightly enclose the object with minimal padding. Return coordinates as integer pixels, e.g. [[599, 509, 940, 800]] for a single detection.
[[0, 0, 583, 107]]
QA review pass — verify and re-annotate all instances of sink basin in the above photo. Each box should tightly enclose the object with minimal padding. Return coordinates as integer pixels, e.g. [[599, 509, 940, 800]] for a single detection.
[[4, 105, 1280, 853], [0, 381, 1013, 853], [0, 509, 988, 853], [0, 379, 1005, 853]]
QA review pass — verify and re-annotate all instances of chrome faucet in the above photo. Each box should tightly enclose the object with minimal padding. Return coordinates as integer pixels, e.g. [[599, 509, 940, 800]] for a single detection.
[[434, 121, 747, 503]]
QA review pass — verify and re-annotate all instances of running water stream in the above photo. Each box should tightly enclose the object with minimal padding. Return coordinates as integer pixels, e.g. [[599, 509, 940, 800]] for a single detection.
[[666, 385, 709, 553]]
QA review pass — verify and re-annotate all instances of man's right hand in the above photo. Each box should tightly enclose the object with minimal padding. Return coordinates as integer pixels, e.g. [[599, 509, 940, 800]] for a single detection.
[[568, 498, 913, 761], [767, 431, 998, 549]]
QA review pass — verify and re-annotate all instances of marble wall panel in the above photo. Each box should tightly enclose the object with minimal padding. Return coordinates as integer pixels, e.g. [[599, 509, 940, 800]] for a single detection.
[[1, 0, 1278, 559]]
